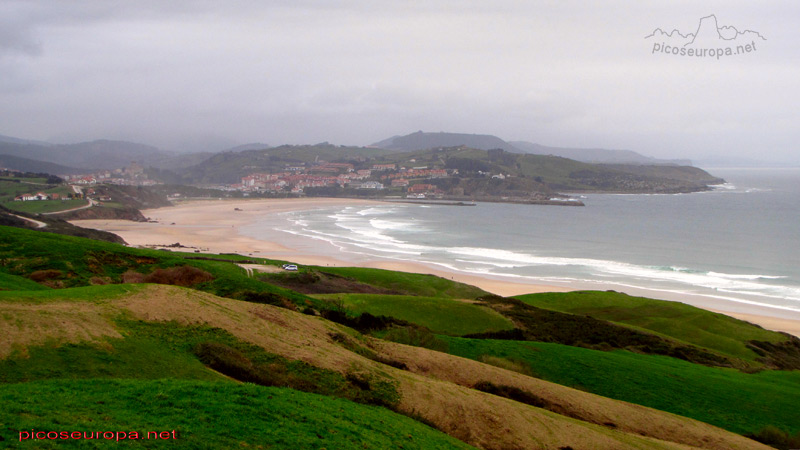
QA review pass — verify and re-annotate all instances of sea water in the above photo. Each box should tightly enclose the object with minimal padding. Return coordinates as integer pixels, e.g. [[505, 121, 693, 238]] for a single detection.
[[241, 168, 800, 314]]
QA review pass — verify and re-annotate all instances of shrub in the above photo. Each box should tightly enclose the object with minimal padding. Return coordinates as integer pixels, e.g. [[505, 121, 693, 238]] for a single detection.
[[122, 266, 214, 287], [27, 269, 62, 282], [746, 425, 800, 449], [192, 341, 400, 408], [321, 311, 409, 334], [121, 270, 145, 283], [194, 342, 262, 384], [237, 290, 294, 309], [473, 381, 550, 409], [142, 266, 213, 286], [89, 276, 109, 285]]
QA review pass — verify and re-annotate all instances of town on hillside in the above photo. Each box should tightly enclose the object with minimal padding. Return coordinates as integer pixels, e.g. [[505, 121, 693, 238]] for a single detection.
[[235, 162, 455, 198]]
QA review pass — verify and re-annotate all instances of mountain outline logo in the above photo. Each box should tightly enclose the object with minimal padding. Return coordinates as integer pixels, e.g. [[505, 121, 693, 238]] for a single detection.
[[645, 14, 766, 47], [646, 14, 765, 58]]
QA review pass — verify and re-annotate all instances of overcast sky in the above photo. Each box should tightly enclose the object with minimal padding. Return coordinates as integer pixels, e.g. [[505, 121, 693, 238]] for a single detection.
[[1, 1, 798, 162]]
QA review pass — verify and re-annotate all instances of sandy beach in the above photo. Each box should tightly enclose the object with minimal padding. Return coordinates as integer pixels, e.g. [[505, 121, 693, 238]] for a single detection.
[[73, 198, 800, 337]]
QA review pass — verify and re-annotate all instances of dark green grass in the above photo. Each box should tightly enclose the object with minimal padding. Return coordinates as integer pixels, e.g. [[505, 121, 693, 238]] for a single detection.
[[0, 379, 476, 449], [312, 266, 488, 299], [316, 294, 514, 336], [515, 291, 786, 363], [442, 336, 800, 435]]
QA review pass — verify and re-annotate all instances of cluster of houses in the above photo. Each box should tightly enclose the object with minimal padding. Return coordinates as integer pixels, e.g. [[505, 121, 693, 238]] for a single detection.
[[13, 192, 67, 202], [238, 162, 376, 194], [61, 162, 160, 187], [234, 161, 457, 198]]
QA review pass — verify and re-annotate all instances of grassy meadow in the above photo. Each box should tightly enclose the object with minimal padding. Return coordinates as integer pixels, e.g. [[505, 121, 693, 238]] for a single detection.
[[1, 379, 476, 449], [0, 179, 83, 214]]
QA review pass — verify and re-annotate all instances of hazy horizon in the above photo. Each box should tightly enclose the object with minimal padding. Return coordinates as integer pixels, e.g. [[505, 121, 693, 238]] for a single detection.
[[1, 1, 798, 163]]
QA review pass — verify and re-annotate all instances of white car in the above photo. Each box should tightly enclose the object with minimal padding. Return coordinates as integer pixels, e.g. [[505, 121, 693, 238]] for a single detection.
[[282, 264, 298, 271]]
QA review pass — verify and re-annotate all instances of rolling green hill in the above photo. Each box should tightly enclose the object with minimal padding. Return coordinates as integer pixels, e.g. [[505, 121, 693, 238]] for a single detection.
[[514, 291, 799, 368], [0, 283, 773, 450], [172, 142, 723, 194], [442, 336, 800, 436], [362, 146, 721, 194]]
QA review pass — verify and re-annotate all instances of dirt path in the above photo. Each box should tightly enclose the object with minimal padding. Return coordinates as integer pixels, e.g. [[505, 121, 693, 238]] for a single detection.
[[41, 198, 95, 215], [10, 214, 47, 228], [236, 264, 283, 277]]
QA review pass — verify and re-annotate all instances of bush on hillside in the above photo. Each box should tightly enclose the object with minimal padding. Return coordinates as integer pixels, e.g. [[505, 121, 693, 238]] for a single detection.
[[192, 341, 400, 408], [321, 310, 410, 333], [746, 425, 800, 450], [27, 269, 63, 282], [122, 266, 213, 287]]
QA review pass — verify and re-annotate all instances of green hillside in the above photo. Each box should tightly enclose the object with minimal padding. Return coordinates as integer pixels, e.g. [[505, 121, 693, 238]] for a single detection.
[[1, 379, 477, 449], [367, 146, 721, 193], [0, 281, 773, 450], [514, 291, 795, 367], [172, 143, 723, 194], [442, 336, 800, 436]]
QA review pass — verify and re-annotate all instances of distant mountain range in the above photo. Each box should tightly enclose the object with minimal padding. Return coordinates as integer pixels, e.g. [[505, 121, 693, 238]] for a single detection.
[[0, 138, 216, 173], [0, 133, 53, 147], [1, 130, 694, 179], [0, 154, 81, 175], [0, 139, 173, 172], [372, 131, 690, 166]]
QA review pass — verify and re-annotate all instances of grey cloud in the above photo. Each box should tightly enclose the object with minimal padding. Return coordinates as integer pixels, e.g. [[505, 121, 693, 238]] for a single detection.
[[0, 1, 797, 164]]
